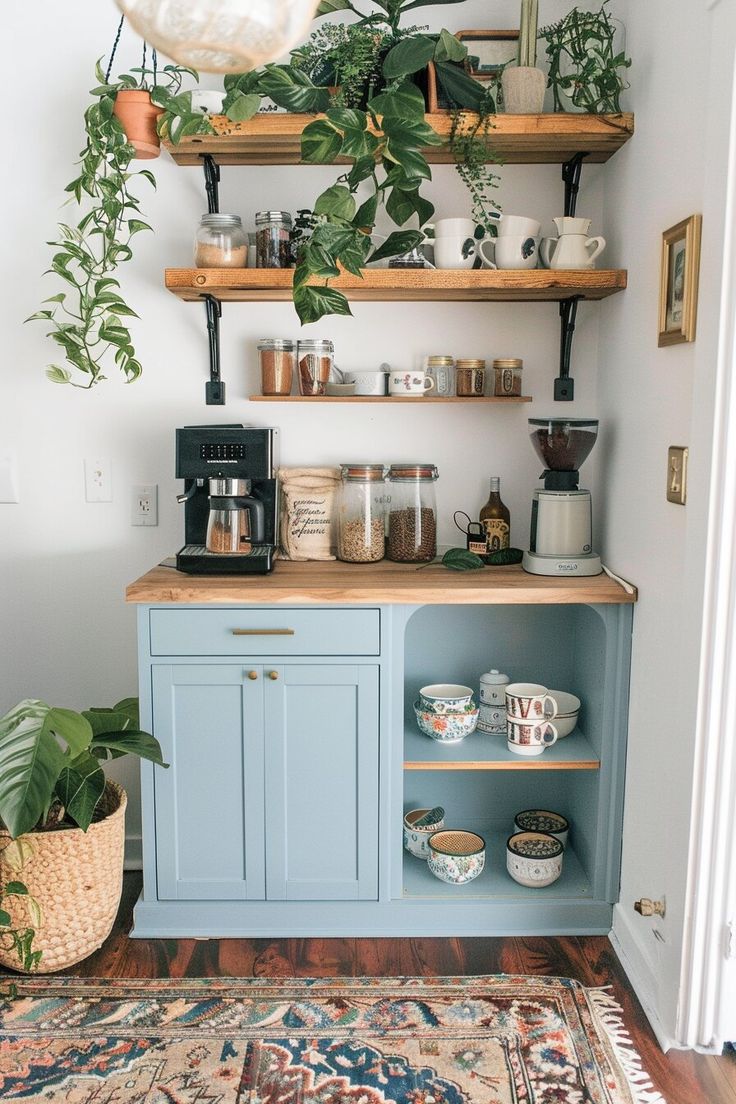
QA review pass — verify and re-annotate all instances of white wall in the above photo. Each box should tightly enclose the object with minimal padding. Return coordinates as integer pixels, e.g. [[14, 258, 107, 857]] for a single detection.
[[0, 0, 599, 846], [597, 0, 728, 1048]]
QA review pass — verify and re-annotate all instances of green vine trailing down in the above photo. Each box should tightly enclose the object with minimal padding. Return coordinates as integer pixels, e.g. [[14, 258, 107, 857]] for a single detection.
[[541, 0, 631, 113], [0, 876, 41, 974]]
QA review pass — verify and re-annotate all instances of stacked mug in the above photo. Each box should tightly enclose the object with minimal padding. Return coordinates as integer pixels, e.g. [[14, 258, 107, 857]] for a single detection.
[[480, 215, 542, 270], [505, 682, 558, 756]]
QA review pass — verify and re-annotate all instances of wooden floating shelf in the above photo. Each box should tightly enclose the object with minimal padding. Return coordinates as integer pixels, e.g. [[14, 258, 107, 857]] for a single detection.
[[164, 112, 634, 167], [248, 395, 532, 404], [403, 727, 599, 771], [166, 268, 627, 303]]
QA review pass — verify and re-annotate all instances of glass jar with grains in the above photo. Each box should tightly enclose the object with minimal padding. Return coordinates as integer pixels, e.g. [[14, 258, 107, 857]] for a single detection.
[[493, 358, 523, 397], [258, 338, 295, 396], [387, 464, 439, 563], [337, 465, 387, 563], [194, 214, 248, 268], [255, 210, 293, 268]]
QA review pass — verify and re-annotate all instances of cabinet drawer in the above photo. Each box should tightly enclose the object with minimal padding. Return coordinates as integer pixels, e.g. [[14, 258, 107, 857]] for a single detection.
[[149, 608, 380, 656]]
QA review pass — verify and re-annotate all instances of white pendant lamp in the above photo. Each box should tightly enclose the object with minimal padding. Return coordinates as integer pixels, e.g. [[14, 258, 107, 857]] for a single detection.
[[115, 0, 320, 73]]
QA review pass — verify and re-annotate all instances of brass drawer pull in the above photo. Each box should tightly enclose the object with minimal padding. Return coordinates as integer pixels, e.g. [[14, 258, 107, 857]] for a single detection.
[[246, 671, 259, 681], [268, 671, 279, 680], [231, 628, 295, 636]]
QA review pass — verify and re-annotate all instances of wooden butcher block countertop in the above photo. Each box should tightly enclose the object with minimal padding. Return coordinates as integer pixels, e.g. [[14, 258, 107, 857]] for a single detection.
[[126, 560, 637, 606]]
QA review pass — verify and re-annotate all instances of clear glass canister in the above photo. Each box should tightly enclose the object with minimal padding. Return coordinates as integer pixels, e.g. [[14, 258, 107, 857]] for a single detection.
[[255, 210, 293, 268], [387, 464, 439, 563], [493, 357, 523, 397], [258, 338, 295, 396], [337, 464, 387, 563], [425, 355, 455, 397], [194, 214, 247, 268], [455, 358, 486, 397], [297, 338, 334, 396]]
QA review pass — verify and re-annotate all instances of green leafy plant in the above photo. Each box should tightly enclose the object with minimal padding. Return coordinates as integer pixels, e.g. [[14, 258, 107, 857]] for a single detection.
[[541, 1, 631, 113], [0, 878, 41, 974], [0, 698, 167, 839], [449, 107, 502, 236], [291, 22, 394, 109]]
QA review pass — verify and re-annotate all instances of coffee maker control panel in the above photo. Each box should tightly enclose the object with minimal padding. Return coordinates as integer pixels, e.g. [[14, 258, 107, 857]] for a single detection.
[[200, 442, 248, 462]]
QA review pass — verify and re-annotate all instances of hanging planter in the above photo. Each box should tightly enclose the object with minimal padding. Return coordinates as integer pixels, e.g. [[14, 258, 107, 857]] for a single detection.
[[113, 89, 163, 159]]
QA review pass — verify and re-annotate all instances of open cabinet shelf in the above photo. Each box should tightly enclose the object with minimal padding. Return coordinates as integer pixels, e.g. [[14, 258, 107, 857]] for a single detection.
[[403, 726, 599, 770], [166, 267, 627, 302], [248, 395, 532, 403], [163, 112, 635, 166]]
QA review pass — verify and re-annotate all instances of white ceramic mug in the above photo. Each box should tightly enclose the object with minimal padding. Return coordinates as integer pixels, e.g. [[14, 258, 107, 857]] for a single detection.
[[505, 682, 559, 721], [507, 716, 559, 756], [432, 218, 476, 239], [343, 369, 388, 396], [434, 236, 478, 269], [388, 370, 435, 396], [480, 236, 539, 270], [496, 214, 542, 238]]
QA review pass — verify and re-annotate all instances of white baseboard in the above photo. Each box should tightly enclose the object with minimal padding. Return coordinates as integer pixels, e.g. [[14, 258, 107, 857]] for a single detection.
[[124, 834, 142, 871], [610, 903, 677, 1052]]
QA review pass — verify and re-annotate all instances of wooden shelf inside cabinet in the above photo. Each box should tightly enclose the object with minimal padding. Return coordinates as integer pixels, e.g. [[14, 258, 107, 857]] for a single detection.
[[404, 726, 599, 771], [166, 268, 627, 303], [248, 395, 532, 403], [164, 112, 634, 166]]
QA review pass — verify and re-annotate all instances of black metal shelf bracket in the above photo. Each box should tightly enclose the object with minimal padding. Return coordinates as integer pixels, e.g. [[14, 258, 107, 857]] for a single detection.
[[204, 295, 225, 405], [202, 154, 220, 214], [562, 152, 589, 218], [555, 295, 583, 402]]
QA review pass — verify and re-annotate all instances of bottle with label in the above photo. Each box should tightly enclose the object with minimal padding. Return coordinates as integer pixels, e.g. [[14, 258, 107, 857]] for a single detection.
[[480, 476, 510, 552]]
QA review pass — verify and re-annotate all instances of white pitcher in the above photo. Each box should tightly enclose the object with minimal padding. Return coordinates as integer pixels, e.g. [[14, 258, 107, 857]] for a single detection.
[[540, 216, 606, 270]]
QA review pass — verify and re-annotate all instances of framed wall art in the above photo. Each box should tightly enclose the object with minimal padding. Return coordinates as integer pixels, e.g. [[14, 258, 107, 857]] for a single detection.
[[658, 214, 702, 346]]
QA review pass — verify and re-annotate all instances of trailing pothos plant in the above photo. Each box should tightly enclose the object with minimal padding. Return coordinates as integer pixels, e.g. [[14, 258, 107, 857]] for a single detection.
[[0, 877, 41, 974], [29, 61, 197, 388]]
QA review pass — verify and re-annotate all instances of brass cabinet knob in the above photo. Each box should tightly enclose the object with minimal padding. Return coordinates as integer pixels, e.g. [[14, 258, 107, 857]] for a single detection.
[[247, 671, 258, 681], [268, 671, 279, 680], [634, 897, 666, 918]]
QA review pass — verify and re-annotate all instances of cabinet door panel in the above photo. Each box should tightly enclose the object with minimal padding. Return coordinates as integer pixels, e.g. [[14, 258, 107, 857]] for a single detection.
[[265, 665, 379, 901], [152, 665, 265, 900]]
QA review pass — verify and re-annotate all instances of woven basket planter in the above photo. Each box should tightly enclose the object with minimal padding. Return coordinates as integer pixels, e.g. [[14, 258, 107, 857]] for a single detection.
[[0, 781, 126, 973]]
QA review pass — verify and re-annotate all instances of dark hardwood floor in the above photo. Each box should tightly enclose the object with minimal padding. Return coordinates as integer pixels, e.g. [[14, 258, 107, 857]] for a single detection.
[[26, 874, 735, 1103]]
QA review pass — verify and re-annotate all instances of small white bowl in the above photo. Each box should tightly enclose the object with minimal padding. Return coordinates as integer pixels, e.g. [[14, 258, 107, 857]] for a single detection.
[[342, 370, 388, 396], [403, 807, 445, 860], [325, 381, 357, 396], [513, 809, 569, 848], [547, 691, 581, 738], [428, 829, 485, 884], [507, 831, 564, 887], [419, 684, 474, 713]]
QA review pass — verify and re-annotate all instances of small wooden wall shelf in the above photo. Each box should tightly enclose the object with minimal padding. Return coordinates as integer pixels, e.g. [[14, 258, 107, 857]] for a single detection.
[[164, 112, 635, 167], [248, 395, 532, 404], [166, 268, 627, 303]]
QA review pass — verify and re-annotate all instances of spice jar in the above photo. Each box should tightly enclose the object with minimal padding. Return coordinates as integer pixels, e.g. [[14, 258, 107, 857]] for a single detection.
[[387, 464, 439, 563], [297, 338, 334, 396], [425, 355, 455, 397], [255, 210, 293, 268], [477, 667, 511, 734], [194, 214, 248, 268], [337, 464, 387, 563], [493, 358, 523, 397], [258, 338, 295, 396], [455, 358, 486, 397]]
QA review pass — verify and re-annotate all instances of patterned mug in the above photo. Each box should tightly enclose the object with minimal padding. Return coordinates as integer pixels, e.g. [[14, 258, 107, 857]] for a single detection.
[[505, 683, 558, 721], [507, 716, 559, 757]]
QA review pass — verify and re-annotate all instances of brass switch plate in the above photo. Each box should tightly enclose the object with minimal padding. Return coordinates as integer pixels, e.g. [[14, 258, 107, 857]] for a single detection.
[[667, 446, 688, 504]]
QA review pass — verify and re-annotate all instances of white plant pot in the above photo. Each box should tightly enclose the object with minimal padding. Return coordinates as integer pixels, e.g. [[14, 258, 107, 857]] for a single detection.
[[501, 67, 547, 114]]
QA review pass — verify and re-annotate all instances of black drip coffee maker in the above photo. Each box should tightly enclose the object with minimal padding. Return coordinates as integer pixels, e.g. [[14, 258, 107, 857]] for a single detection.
[[175, 425, 279, 575]]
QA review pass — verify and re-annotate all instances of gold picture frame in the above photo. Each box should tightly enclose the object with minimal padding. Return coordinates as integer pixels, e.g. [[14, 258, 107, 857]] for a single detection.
[[658, 214, 702, 346]]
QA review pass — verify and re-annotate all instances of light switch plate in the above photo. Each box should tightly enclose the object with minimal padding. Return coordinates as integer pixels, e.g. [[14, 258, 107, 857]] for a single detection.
[[667, 446, 688, 505]]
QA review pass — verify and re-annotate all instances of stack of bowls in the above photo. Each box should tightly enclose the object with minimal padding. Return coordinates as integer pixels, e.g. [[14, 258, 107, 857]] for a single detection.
[[547, 691, 581, 738], [414, 684, 479, 744]]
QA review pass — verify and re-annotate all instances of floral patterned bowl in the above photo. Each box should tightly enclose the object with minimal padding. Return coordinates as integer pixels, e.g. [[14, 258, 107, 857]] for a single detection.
[[428, 830, 486, 884], [419, 684, 475, 713], [513, 809, 569, 848], [506, 831, 564, 888], [403, 808, 446, 860], [414, 701, 479, 743]]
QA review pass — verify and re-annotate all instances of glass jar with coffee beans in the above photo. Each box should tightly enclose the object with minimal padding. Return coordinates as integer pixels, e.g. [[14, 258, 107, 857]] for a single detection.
[[255, 210, 293, 268], [337, 465, 387, 563], [387, 464, 439, 563]]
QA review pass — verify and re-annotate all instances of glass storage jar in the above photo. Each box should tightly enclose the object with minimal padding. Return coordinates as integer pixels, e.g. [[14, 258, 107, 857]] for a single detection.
[[255, 210, 293, 268], [493, 357, 523, 397], [387, 464, 439, 563], [258, 338, 295, 396], [425, 355, 455, 397], [455, 358, 486, 397], [337, 464, 387, 563], [194, 214, 248, 268], [297, 338, 334, 396]]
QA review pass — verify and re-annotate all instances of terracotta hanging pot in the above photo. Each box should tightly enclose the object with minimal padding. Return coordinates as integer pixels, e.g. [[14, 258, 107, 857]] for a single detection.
[[113, 89, 163, 159]]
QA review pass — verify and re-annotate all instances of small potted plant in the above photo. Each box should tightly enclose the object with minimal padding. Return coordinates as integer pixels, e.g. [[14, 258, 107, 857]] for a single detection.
[[502, 0, 546, 114], [0, 697, 167, 972]]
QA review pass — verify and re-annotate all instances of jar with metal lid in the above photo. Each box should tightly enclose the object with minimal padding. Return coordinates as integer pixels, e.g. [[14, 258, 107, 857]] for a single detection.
[[255, 210, 293, 268], [424, 355, 455, 397], [387, 464, 439, 563], [297, 338, 334, 396], [258, 338, 294, 396], [194, 214, 247, 268], [337, 464, 387, 563], [493, 357, 523, 397], [455, 358, 486, 397], [477, 667, 511, 734]]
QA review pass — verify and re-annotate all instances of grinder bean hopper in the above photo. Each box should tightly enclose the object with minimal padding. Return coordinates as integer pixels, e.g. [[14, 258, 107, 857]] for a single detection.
[[522, 417, 602, 577]]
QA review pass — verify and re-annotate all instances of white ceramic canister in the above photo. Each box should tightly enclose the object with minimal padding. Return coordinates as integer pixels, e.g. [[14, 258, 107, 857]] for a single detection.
[[477, 667, 510, 734]]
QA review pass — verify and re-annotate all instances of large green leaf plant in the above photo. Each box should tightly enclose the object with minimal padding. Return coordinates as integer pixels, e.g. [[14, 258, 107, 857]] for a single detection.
[[0, 698, 167, 839]]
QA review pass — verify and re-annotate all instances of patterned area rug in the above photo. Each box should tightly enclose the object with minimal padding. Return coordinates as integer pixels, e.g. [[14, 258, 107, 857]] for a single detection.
[[0, 975, 665, 1103]]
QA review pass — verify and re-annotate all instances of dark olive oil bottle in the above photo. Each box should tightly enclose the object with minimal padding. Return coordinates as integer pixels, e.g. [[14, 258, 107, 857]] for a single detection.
[[479, 476, 510, 552]]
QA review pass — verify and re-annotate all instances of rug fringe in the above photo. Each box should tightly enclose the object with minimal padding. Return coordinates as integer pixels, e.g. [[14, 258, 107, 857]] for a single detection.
[[587, 987, 667, 1104]]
